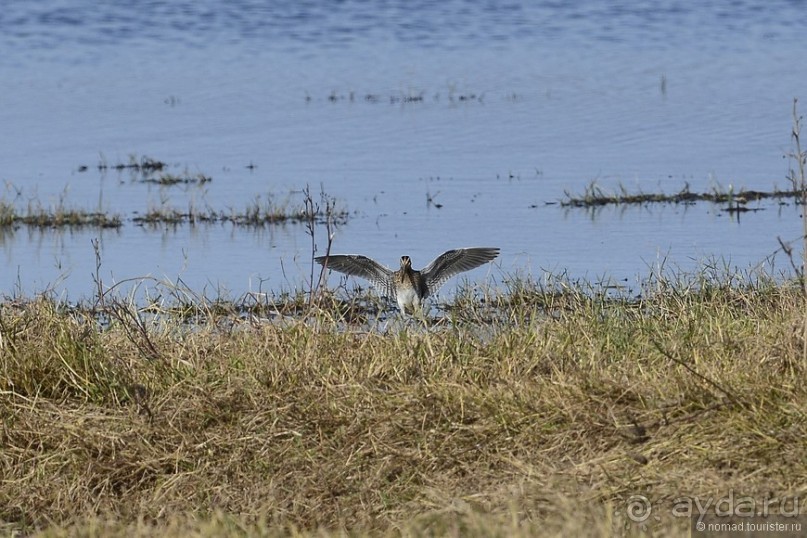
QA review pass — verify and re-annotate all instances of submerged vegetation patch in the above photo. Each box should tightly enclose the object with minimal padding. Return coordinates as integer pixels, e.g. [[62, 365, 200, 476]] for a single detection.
[[131, 198, 348, 227], [0, 199, 345, 230], [139, 172, 212, 186], [95, 154, 167, 174], [89, 155, 209, 186], [560, 180, 802, 210], [0, 200, 123, 229], [0, 174, 349, 230]]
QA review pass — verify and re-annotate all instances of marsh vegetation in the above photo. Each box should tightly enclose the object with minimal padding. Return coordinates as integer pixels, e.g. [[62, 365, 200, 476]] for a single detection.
[[0, 171, 348, 230], [560, 180, 802, 210], [2, 103, 806, 537]]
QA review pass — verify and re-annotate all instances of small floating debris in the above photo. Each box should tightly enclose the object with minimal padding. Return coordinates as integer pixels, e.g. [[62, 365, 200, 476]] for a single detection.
[[140, 173, 212, 186], [390, 91, 425, 104], [312, 87, 486, 105], [426, 191, 443, 209]]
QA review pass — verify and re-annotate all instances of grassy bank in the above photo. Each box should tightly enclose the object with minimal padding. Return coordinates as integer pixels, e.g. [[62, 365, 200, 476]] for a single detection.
[[1, 270, 805, 536]]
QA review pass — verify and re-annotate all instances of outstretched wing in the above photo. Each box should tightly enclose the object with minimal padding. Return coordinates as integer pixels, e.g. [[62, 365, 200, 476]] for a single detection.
[[420, 247, 499, 296], [314, 254, 396, 298]]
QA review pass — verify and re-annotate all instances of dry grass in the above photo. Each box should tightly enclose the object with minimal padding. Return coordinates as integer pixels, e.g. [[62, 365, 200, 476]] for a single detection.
[[1, 269, 805, 537]]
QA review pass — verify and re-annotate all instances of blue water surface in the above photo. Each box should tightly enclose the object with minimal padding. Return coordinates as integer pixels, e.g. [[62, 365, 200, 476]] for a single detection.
[[1, 1, 805, 300]]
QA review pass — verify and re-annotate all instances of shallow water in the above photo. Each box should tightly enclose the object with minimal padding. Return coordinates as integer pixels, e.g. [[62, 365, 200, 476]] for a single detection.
[[1, 1, 805, 300]]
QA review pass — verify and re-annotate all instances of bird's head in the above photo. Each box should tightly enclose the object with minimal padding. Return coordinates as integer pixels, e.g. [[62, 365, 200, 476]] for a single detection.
[[400, 255, 412, 269]]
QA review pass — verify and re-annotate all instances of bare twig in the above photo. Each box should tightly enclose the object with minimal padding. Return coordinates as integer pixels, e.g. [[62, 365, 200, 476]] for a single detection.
[[315, 184, 337, 296], [303, 184, 318, 306], [90, 242, 162, 361], [785, 98, 807, 361], [790, 99, 807, 292], [303, 184, 337, 309], [91, 238, 106, 311], [777, 236, 800, 277], [652, 340, 743, 408]]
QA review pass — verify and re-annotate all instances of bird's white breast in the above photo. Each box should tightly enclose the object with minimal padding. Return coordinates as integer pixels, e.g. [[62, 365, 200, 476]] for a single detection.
[[396, 287, 420, 313]]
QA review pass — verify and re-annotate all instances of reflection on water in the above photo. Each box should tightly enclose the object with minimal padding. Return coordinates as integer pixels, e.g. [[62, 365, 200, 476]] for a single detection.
[[1, 0, 805, 298]]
